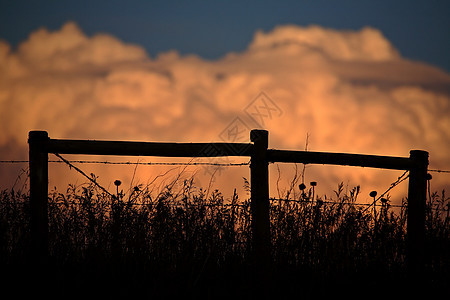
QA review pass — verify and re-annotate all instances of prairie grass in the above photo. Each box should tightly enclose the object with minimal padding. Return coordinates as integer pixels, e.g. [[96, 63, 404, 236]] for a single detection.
[[0, 177, 448, 298]]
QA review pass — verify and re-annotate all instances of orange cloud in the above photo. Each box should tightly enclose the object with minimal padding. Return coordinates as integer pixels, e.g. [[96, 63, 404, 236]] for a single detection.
[[1, 22, 449, 203]]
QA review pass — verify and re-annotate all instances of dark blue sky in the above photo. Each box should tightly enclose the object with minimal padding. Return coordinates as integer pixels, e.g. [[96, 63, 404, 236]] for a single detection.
[[1, 0, 449, 72]]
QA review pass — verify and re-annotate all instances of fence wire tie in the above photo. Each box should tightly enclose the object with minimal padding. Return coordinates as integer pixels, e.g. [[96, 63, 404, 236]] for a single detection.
[[53, 153, 113, 197], [362, 170, 410, 212]]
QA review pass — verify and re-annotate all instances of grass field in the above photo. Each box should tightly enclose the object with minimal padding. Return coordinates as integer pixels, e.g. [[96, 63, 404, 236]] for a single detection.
[[1, 177, 448, 298]]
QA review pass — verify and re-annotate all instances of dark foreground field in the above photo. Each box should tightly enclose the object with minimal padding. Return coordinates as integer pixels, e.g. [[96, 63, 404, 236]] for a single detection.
[[1, 179, 448, 299]]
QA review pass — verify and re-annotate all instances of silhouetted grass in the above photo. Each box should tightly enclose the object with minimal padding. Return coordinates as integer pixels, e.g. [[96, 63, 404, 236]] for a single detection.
[[0, 178, 448, 298]]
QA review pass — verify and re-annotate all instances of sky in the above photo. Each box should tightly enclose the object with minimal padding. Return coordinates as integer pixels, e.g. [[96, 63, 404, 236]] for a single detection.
[[0, 0, 449, 203], [1, 0, 449, 71]]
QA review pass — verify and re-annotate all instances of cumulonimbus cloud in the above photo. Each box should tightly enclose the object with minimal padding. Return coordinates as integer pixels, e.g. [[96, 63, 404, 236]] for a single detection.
[[1, 22, 449, 203]]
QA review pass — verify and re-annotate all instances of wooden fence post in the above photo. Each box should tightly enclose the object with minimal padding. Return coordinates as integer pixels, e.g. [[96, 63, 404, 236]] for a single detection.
[[407, 150, 428, 280], [28, 131, 49, 265], [250, 130, 270, 276]]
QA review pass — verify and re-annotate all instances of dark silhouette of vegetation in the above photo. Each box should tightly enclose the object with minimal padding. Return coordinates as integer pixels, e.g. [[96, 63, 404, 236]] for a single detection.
[[0, 177, 448, 298]]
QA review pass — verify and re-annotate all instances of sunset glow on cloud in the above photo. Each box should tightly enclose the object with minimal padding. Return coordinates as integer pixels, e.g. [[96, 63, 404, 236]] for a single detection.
[[1, 22, 449, 202]]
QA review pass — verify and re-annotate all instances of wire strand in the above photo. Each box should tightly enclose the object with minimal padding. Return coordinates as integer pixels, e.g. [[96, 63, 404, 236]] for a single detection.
[[269, 197, 404, 208], [53, 153, 114, 197], [362, 170, 410, 212], [2, 159, 449, 173], [429, 169, 450, 174]]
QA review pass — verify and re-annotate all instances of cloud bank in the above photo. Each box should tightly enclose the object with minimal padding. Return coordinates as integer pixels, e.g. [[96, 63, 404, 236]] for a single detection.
[[1, 22, 449, 202]]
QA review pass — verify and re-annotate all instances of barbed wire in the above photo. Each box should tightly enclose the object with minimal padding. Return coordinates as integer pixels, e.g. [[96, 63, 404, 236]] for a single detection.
[[429, 169, 450, 174], [1, 157, 448, 210], [362, 170, 410, 212], [49, 153, 250, 199], [2, 159, 450, 172], [48, 198, 250, 208], [53, 153, 115, 197], [269, 197, 404, 208], [46, 153, 426, 211]]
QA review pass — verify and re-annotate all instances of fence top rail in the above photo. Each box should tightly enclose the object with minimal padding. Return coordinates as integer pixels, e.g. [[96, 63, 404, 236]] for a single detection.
[[29, 130, 420, 171], [44, 138, 254, 158], [267, 149, 412, 170]]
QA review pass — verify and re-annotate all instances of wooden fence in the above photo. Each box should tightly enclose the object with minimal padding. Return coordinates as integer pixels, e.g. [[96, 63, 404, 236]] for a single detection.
[[28, 129, 428, 278]]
